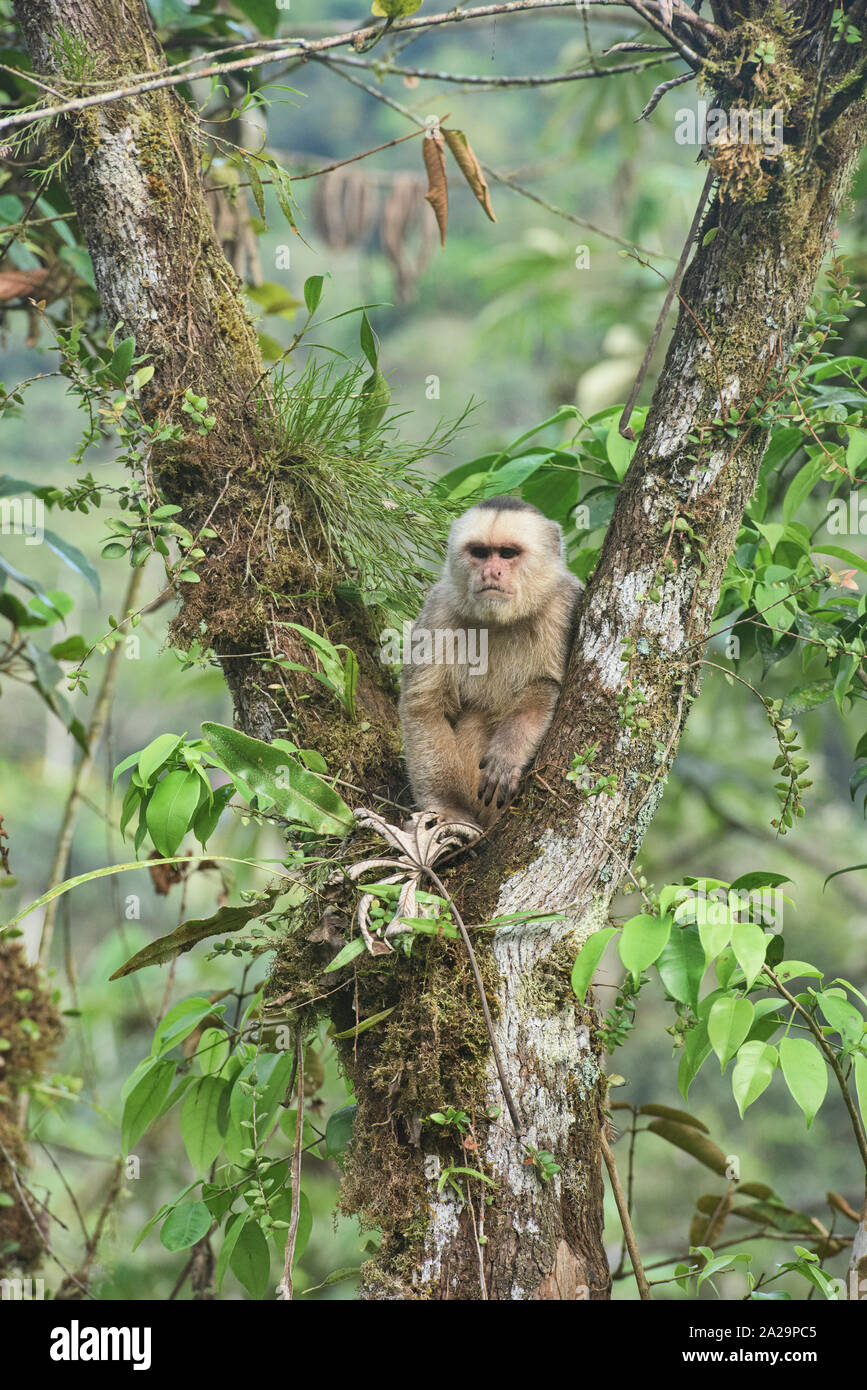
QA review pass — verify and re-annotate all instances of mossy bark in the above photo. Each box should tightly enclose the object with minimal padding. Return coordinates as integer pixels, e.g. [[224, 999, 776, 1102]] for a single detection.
[[14, 0, 403, 782], [14, 0, 867, 1299]]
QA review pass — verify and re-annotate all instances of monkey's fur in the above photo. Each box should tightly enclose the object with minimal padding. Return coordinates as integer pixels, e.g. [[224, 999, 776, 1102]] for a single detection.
[[399, 496, 583, 829]]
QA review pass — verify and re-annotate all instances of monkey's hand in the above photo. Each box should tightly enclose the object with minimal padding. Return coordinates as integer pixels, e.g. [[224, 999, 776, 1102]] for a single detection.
[[477, 751, 524, 810]]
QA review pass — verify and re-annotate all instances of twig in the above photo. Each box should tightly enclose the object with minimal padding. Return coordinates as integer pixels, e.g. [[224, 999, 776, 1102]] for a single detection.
[[419, 862, 524, 1140], [601, 1131, 651, 1299], [636, 68, 695, 120], [0, 2, 628, 136], [465, 1179, 489, 1299], [317, 53, 676, 260], [618, 168, 714, 438], [278, 1025, 305, 1301], [325, 51, 678, 87], [38, 565, 144, 967]]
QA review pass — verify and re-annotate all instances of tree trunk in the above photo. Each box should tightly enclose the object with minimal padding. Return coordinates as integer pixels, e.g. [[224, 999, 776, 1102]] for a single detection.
[[14, 0, 867, 1299]]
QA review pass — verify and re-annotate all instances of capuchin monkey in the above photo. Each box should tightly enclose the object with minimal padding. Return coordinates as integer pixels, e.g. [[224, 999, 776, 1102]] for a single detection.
[[399, 496, 583, 830]]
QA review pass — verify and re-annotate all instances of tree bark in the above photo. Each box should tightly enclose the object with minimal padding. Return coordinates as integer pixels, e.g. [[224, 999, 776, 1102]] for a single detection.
[[13, 0, 867, 1299]]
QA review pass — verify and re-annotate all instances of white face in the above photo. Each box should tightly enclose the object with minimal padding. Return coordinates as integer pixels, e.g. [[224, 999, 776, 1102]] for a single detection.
[[446, 506, 561, 623]]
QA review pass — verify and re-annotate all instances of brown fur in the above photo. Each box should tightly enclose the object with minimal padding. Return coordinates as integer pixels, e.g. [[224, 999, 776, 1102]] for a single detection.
[[399, 498, 582, 828]]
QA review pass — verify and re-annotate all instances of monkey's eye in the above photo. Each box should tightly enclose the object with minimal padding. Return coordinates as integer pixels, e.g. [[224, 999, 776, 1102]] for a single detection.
[[498, 547, 520, 560], [469, 546, 490, 560]]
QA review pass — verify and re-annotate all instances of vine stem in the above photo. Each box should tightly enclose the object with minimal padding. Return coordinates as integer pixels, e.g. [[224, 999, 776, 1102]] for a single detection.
[[600, 1131, 651, 1300], [418, 861, 524, 1141], [278, 1023, 305, 1301], [38, 564, 144, 967], [763, 965, 867, 1175]]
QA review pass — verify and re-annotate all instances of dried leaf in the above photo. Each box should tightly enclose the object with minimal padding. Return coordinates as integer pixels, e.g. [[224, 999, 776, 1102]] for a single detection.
[[827, 1190, 860, 1223], [0, 267, 51, 302], [422, 126, 448, 247], [637, 1103, 709, 1133], [443, 129, 496, 223], [108, 898, 275, 979], [646, 1118, 729, 1176], [689, 1191, 733, 1249], [659, 0, 674, 24]]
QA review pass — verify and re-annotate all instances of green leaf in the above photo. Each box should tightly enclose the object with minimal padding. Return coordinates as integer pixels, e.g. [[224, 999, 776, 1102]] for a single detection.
[[137, 732, 185, 785], [196, 1027, 230, 1076], [731, 921, 768, 989], [732, 1041, 778, 1117], [782, 458, 823, 524], [774, 960, 823, 984], [697, 912, 736, 964], [181, 1075, 230, 1173], [372, 0, 423, 14], [152, 997, 223, 1057], [1, 853, 293, 934], [656, 924, 705, 1007], [323, 937, 366, 973], [330, 1006, 395, 1039], [122, 1057, 176, 1152], [570, 927, 616, 1004], [814, 544, 867, 578], [781, 679, 835, 717], [729, 872, 791, 893], [359, 367, 390, 442], [131, 1181, 200, 1251], [202, 721, 353, 836], [299, 1266, 361, 1296], [303, 275, 324, 314], [678, 1021, 712, 1100], [145, 769, 202, 856], [49, 634, 88, 662], [359, 311, 378, 369], [216, 1213, 247, 1292], [325, 1104, 357, 1165], [618, 913, 672, 976], [816, 991, 864, 1052], [0, 553, 65, 619], [42, 529, 101, 595], [230, 1217, 271, 1299], [235, 0, 279, 36], [109, 899, 274, 979], [708, 996, 755, 1069], [605, 419, 637, 481], [268, 1187, 312, 1260], [855, 1054, 867, 1127], [106, 336, 135, 386], [778, 1036, 827, 1128], [160, 1200, 211, 1252]]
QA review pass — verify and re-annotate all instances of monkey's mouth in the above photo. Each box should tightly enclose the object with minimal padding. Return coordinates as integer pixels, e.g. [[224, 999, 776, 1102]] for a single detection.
[[477, 585, 510, 596]]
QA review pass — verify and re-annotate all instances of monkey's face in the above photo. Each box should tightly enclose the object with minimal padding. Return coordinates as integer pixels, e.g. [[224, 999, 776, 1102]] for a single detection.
[[446, 506, 562, 623]]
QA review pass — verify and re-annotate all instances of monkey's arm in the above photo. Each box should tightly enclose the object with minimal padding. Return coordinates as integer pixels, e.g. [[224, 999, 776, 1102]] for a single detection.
[[477, 677, 561, 810], [399, 659, 483, 825]]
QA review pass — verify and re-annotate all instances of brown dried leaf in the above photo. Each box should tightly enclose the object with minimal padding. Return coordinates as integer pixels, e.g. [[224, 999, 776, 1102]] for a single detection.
[[827, 1190, 860, 1223], [422, 126, 448, 247], [659, 0, 674, 24], [689, 1191, 733, 1249], [637, 1103, 709, 1133], [443, 128, 496, 224], [646, 1118, 728, 1175], [0, 267, 51, 302]]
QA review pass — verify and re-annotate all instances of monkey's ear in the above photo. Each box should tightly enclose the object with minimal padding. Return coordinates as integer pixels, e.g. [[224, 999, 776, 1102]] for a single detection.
[[547, 519, 564, 555]]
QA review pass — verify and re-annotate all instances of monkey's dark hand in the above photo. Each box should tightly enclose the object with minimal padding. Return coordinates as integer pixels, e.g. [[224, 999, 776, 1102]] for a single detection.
[[478, 752, 523, 809]]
